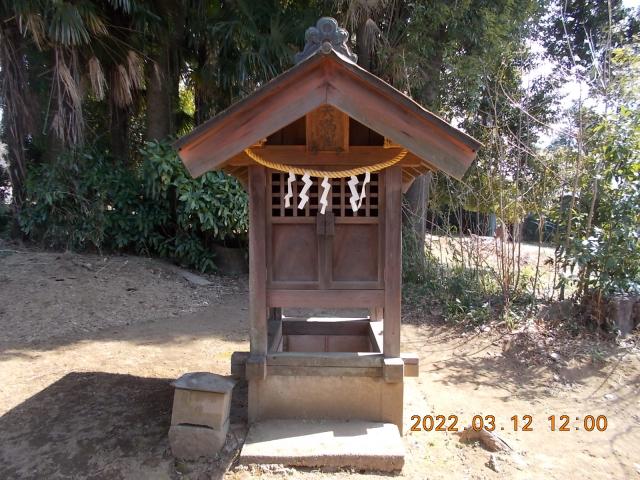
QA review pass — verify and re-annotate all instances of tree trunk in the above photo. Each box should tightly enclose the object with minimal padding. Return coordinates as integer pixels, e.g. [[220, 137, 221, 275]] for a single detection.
[[145, 51, 172, 141], [403, 32, 445, 253], [109, 99, 129, 162], [356, 20, 373, 72], [194, 46, 219, 125], [0, 23, 34, 227], [403, 174, 429, 248], [145, 1, 184, 141]]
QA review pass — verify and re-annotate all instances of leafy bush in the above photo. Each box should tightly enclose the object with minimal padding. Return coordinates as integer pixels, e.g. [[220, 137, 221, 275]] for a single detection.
[[141, 140, 248, 244], [552, 49, 640, 300], [402, 222, 535, 327], [19, 151, 113, 250], [18, 140, 248, 272]]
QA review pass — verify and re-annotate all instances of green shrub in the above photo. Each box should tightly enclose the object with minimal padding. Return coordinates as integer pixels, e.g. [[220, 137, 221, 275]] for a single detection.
[[19, 151, 112, 250], [18, 140, 248, 272]]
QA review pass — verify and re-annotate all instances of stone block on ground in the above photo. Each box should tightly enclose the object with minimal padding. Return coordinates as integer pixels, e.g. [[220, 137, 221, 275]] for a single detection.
[[169, 372, 235, 458], [169, 422, 229, 460], [610, 295, 640, 336], [170, 372, 235, 430]]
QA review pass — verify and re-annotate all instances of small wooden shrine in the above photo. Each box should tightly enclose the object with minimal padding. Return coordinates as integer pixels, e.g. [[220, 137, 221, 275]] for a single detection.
[[175, 17, 480, 456]]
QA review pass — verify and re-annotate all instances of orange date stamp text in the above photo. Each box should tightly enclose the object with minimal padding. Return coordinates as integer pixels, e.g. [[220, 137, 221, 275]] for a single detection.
[[409, 414, 608, 432]]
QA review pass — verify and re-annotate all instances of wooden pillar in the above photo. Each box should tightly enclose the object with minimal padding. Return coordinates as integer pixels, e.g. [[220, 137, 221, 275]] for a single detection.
[[369, 307, 384, 321], [384, 166, 402, 358], [248, 166, 268, 372]]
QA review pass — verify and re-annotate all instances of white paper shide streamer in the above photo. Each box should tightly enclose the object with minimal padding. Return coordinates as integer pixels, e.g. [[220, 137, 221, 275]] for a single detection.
[[347, 175, 360, 212], [319, 177, 331, 214], [357, 171, 370, 210], [298, 173, 312, 209], [284, 171, 369, 215], [284, 172, 295, 208]]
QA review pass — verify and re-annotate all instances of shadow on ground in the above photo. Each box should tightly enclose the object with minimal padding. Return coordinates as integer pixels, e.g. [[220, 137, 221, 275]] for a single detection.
[[0, 294, 250, 360], [0, 372, 247, 479]]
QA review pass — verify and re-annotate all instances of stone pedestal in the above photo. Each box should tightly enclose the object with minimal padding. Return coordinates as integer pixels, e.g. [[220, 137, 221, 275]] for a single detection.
[[168, 372, 235, 459]]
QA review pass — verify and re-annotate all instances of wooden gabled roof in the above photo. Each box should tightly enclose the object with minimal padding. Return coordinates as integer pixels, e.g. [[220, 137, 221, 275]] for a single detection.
[[174, 48, 481, 180]]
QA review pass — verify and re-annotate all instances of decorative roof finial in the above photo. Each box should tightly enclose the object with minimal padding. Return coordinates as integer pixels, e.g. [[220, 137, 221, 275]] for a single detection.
[[294, 17, 358, 64]]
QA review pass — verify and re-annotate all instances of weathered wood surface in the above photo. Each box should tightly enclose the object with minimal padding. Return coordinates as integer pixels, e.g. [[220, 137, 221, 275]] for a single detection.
[[175, 50, 480, 179], [267, 289, 384, 308], [369, 307, 384, 321], [326, 66, 472, 179], [176, 60, 328, 177], [267, 351, 384, 367], [306, 105, 349, 152], [266, 169, 384, 292], [281, 318, 371, 336], [383, 166, 402, 358], [249, 166, 268, 356], [267, 366, 382, 377]]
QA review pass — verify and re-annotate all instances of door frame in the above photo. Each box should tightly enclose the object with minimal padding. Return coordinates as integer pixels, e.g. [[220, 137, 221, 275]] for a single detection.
[[266, 169, 385, 291]]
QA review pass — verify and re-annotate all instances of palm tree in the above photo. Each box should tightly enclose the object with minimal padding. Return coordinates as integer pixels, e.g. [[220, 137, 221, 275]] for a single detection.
[[1, 0, 152, 180], [208, 0, 320, 109]]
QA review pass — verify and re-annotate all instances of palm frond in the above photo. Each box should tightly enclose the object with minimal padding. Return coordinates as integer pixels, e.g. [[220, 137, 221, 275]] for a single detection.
[[76, 2, 108, 37], [51, 47, 84, 145], [48, 3, 91, 46], [126, 50, 144, 91], [17, 10, 46, 50], [88, 56, 106, 100], [106, 0, 132, 14], [112, 64, 133, 107]]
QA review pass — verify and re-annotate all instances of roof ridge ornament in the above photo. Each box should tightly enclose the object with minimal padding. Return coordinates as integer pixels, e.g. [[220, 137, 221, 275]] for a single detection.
[[294, 17, 358, 64]]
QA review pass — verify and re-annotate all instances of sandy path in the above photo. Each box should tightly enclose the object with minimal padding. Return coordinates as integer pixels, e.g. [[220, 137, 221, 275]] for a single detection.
[[0, 248, 638, 479]]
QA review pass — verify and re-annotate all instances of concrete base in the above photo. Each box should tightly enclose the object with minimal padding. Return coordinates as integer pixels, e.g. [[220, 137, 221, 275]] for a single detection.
[[239, 419, 405, 472], [249, 375, 403, 431]]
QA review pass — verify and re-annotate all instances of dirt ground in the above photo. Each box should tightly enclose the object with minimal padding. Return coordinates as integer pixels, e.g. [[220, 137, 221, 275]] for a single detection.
[[1, 242, 639, 479]]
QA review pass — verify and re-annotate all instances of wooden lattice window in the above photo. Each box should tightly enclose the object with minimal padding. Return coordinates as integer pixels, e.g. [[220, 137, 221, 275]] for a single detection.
[[270, 172, 379, 218]]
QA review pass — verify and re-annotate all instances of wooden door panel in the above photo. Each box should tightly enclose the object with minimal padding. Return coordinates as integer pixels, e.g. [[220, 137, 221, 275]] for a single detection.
[[267, 170, 385, 293], [271, 223, 319, 283], [331, 223, 379, 283]]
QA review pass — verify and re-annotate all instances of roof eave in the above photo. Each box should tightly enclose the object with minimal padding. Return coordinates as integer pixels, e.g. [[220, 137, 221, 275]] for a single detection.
[[174, 48, 481, 179]]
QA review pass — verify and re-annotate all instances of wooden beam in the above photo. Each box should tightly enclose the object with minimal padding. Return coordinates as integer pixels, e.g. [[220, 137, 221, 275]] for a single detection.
[[267, 366, 381, 377], [402, 177, 417, 194], [383, 166, 402, 358], [267, 289, 384, 308], [178, 62, 329, 177], [401, 169, 416, 185], [222, 166, 248, 190], [174, 51, 480, 179], [369, 307, 384, 321], [326, 66, 474, 179], [282, 318, 370, 336], [267, 352, 384, 367], [249, 166, 268, 356], [383, 357, 404, 383], [326, 54, 480, 151], [403, 166, 426, 178]]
